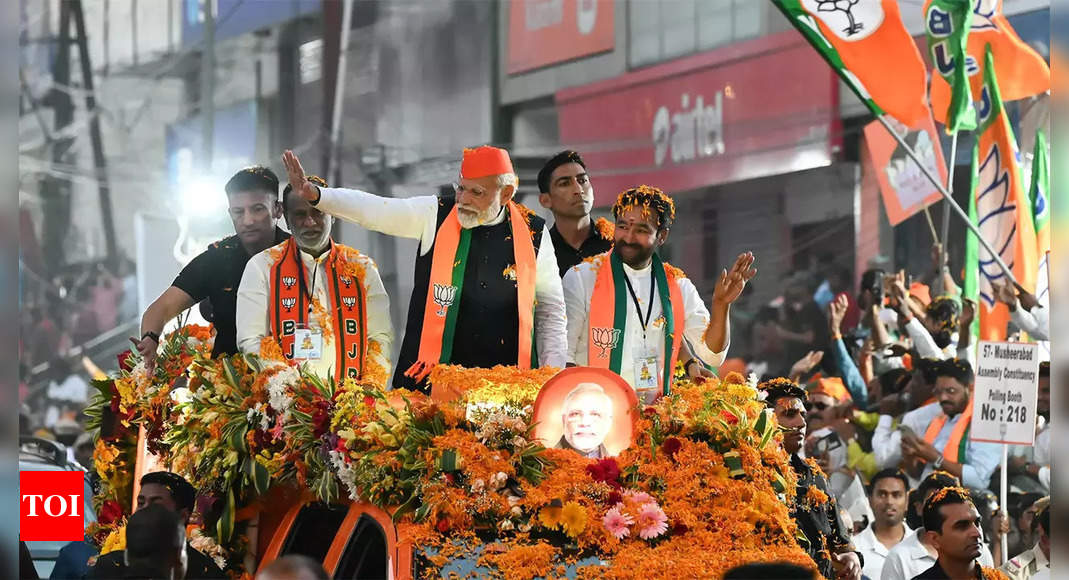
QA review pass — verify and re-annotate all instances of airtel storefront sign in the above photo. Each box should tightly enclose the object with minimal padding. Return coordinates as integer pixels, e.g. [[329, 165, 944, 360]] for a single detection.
[[555, 31, 839, 206]]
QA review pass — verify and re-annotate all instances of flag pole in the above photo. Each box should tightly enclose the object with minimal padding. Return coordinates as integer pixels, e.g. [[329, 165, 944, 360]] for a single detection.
[[876, 115, 1019, 287], [922, 207, 940, 243], [936, 131, 959, 296]]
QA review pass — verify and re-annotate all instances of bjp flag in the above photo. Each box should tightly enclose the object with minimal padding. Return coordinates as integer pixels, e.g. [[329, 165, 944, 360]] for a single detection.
[[928, 0, 1050, 126], [1029, 129, 1050, 255], [772, 0, 929, 128], [971, 45, 1038, 341]]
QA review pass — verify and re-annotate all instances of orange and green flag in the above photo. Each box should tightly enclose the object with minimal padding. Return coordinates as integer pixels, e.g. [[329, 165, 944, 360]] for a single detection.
[[929, 0, 1050, 127], [772, 0, 929, 128], [1028, 129, 1050, 255], [924, 0, 976, 132], [972, 44, 1039, 341]]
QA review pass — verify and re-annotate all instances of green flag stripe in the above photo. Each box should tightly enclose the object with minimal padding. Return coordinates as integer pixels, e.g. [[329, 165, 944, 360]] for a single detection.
[[608, 252, 628, 373], [651, 256, 675, 395], [439, 228, 472, 363], [925, 0, 977, 132], [1029, 130, 1049, 232]]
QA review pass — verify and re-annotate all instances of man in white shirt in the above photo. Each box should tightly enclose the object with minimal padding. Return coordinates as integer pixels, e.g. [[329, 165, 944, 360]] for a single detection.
[[237, 176, 392, 384], [881, 473, 994, 580], [854, 469, 912, 580], [871, 359, 1001, 489], [281, 147, 567, 391], [562, 185, 754, 401], [1000, 498, 1049, 580], [1007, 362, 1050, 493]]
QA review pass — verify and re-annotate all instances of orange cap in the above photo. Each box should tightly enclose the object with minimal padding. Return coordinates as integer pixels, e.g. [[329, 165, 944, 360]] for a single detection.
[[460, 146, 514, 179], [809, 377, 851, 403], [909, 282, 931, 306]]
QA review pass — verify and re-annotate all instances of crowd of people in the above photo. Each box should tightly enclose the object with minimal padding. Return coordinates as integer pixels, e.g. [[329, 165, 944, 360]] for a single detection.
[[20, 144, 1051, 579]]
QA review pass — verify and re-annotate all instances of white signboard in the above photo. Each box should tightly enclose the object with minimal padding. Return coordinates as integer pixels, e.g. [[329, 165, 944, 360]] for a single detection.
[[970, 341, 1041, 445]]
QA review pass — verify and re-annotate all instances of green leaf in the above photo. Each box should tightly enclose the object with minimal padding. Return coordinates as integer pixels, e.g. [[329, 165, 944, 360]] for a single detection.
[[217, 487, 235, 542], [222, 358, 240, 388], [392, 494, 421, 523], [253, 461, 270, 496], [438, 449, 458, 472], [753, 408, 767, 434]]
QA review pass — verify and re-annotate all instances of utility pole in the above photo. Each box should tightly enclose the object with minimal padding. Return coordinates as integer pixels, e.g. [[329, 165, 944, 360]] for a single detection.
[[72, 0, 118, 268], [201, 0, 215, 173], [39, 0, 74, 274]]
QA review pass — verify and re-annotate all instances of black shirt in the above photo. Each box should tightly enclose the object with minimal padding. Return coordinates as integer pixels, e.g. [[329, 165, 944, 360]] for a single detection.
[[789, 454, 855, 580], [172, 227, 290, 357], [88, 542, 227, 579], [548, 221, 613, 278], [912, 561, 985, 579]]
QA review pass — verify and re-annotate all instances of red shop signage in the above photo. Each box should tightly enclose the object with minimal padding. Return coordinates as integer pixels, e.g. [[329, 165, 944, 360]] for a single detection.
[[508, 0, 615, 74], [555, 31, 839, 206]]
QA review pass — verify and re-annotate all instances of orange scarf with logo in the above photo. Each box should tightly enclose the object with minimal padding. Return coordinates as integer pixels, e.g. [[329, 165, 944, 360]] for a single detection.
[[924, 399, 974, 464], [405, 201, 537, 382], [267, 239, 368, 382]]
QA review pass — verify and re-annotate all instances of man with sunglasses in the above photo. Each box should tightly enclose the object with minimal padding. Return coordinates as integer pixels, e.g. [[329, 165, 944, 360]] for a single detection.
[[871, 359, 1001, 489], [281, 147, 566, 392]]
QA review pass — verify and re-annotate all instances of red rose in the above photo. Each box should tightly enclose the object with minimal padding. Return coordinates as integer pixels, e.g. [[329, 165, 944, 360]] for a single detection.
[[586, 458, 621, 485], [605, 490, 623, 506], [671, 522, 689, 535], [642, 407, 658, 419], [117, 350, 134, 372], [436, 517, 451, 533], [363, 395, 376, 408], [720, 410, 739, 425], [661, 437, 682, 460], [98, 500, 124, 525], [333, 437, 348, 454], [444, 473, 456, 485]]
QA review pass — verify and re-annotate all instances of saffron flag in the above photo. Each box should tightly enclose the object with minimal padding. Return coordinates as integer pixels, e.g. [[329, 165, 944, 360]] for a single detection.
[[972, 44, 1039, 341], [924, 0, 976, 132], [929, 0, 1050, 126], [772, 0, 929, 128]]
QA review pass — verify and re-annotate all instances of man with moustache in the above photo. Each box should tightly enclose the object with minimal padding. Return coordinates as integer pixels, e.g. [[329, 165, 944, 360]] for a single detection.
[[562, 185, 755, 403], [853, 469, 912, 580], [537, 150, 613, 276], [131, 166, 290, 369], [281, 147, 566, 391], [872, 359, 1000, 489], [237, 176, 392, 383], [912, 487, 1001, 579], [761, 378, 863, 580], [554, 382, 613, 458]]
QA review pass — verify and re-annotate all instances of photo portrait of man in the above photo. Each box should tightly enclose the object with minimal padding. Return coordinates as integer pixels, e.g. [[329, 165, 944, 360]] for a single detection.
[[555, 382, 614, 458]]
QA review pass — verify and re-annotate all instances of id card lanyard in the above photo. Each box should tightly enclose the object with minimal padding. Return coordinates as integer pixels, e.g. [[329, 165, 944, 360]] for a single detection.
[[622, 271, 655, 344]]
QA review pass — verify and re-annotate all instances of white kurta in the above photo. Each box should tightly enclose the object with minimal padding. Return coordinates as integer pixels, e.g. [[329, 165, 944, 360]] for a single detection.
[[314, 187, 568, 368], [236, 243, 393, 380], [562, 256, 727, 399]]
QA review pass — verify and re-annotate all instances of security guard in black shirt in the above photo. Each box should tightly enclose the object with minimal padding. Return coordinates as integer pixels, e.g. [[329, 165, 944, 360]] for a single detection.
[[130, 166, 289, 368], [537, 151, 613, 277], [761, 378, 863, 580]]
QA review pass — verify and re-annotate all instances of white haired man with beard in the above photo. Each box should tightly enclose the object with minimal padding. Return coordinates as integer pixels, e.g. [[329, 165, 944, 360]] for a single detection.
[[555, 382, 613, 458], [282, 147, 566, 392]]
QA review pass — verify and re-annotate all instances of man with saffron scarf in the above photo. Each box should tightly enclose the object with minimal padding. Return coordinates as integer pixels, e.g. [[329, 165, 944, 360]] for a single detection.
[[562, 185, 754, 402], [236, 176, 392, 384], [872, 359, 1000, 489], [281, 147, 566, 391]]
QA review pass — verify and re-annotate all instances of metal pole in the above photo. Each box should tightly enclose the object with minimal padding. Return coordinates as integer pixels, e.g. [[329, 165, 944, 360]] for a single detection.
[[999, 425, 1008, 563], [936, 132, 959, 296], [326, 0, 355, 183], [201, 0, 215, 173], [72, 0, 118, 267], [876, 115, 1018, 287]]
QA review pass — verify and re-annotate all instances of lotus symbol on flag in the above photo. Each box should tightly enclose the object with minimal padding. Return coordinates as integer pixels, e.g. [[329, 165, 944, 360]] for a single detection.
[[975, 143, 1017, 308], [591, 327, 622, 359], [281, 297, 297, 312], [340, 276, 352, 288], [432, 284, 457, 317], [282, 276, 297, 289], [803, 0, 884, 41], [342, 296, 356, 310]]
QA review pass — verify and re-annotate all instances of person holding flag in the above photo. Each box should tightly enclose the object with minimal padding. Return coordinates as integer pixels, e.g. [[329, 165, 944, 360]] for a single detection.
[[561, 185, 755, 403], [281, 146, 567, 392]]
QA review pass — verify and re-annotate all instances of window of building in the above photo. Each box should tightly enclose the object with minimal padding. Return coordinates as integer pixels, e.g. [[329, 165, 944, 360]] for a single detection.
[[629, 0, 764, 68]]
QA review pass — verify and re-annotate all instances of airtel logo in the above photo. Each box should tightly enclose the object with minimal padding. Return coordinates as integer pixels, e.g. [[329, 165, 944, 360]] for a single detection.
[[652, 92, 725, 167]]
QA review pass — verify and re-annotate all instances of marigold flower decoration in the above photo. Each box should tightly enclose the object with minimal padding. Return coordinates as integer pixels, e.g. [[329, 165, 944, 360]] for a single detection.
[[602, 506, 634, 540], [559, 501, 588, 538], [635, 502, 668, 540]]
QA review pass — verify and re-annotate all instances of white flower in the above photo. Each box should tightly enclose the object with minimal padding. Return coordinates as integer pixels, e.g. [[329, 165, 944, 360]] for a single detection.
[[329, 450, 361, 502], [470, 478, 486, 493], [747, 372, 760, 390], [490, 472, 508, 490], [510, 506, 523, 517], [266, 367, 300, 419], [498, 519, 514, 532]]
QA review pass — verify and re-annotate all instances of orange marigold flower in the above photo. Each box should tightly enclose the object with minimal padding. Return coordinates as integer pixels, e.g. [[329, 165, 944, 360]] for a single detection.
[[538, 506, 562, 529], [559, 501, 588, 538]]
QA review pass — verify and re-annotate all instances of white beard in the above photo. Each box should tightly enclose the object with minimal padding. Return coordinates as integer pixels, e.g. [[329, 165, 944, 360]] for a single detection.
[[457, 201, 501, 229]]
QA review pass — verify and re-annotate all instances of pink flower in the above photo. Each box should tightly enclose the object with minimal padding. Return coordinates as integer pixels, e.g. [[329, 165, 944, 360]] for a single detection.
[[602, 506, 633, 540], [623, 490, 653, 505], [635, 502, 668, 540]]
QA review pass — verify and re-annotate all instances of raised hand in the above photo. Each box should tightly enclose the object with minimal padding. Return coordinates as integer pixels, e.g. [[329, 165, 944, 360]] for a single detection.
[[959, 298, 976, 330], [992, 281, 1017, 307], [712, 252, 757, 308], [789, 350, 824, 382], [282, 150, 320, 203], [828, 293, 849, 334]]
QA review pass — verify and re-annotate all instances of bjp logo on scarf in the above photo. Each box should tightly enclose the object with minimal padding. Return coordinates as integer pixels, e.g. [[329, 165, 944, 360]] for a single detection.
[[281, 297, 297, 312], [591, 327, 622, 359], [432, 284, 457, 317], [282, 276, 297, 289]]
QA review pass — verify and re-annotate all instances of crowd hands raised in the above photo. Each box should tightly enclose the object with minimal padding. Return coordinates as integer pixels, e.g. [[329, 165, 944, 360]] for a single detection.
[[738, 241, 1050, 580], [95, 147, 1050, 580]]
